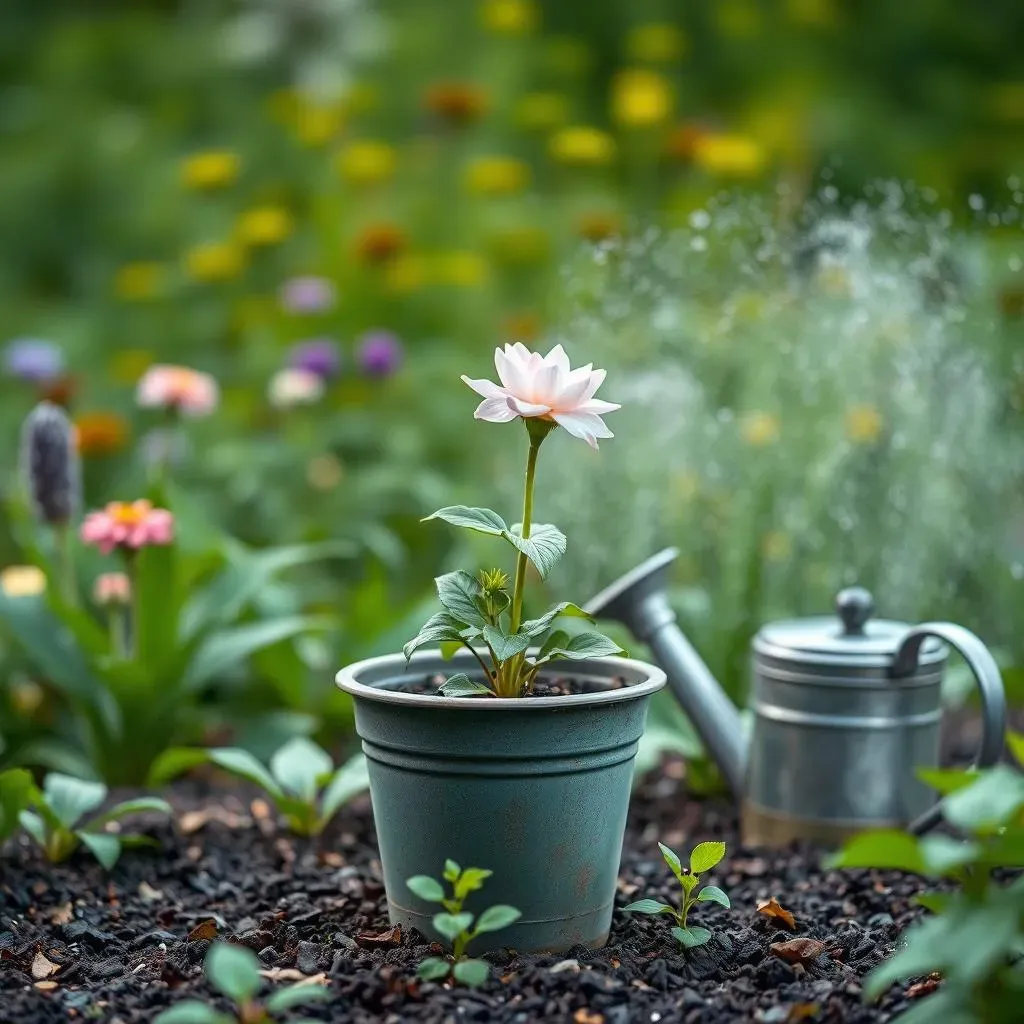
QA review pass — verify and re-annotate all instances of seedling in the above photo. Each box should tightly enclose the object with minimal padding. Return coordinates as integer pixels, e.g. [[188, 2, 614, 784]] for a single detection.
[[15, 772, 170, 868], [407, 861, 522, 986], [151, 738, 368, 837], [153, 941, 329, 1023], [623, 840, 730, 949]]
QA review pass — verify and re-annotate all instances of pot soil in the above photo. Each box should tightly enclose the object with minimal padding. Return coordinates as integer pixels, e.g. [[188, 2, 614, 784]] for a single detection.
[[1, 761, 940, 1024]]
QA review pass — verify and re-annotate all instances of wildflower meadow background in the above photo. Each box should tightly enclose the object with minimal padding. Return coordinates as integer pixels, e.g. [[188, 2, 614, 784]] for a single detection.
[[2, 0, 1024, 778]]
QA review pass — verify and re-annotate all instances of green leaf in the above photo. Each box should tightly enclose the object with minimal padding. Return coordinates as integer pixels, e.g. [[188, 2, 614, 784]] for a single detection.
[[521, 602, 592, 638], [689, 841, 726, 874], [918, 835, 981, 875], [942, 765, 1024, 831], [863, 916, 949, 1000], [622, 899, 675, 915], [433, 913, 474, 942], [208, 748, 283, 798], [0, 769, 34, 841], [146, 748, 210, 786], [77, 831, 121, 869], [269, 738, 333, 803], [205, 943, 262, 1002], [403, 612, 468, 661], [672, 926, 712, 948], [680, 873, 699, 896], [43, 774, 107, 829], [319, 754, 369, 824], [264, 983, 330, 1012], [879, 991, 974, 1024], [416, 957, 451, 981], [913, 892, 952, 914], [1008, 731, 1024, 767], [696, 886, 730, 908], [658, 842, 685, 881], [473, 904, 521, 934], [408, 876, 446, 902], [439, 640, 462, 659], [134, 541, 180, 675], [452, 959, 489, 986], [183, 616, 329, 691], [434, 572, 486, 627], [18, 809, 47, 847], [153, 1000, 235, 1024], [438, 674, 494, 697], [482, 625, 531, 662], [506, 523, 566, 580], [444, 860, 461, 882], [826, 829, 925, 873], [536, 631, 627, 663], [83, 797, 171, 831], [422, 506, 508, 537], [453, 867, 493, 901], [917, 767, 979, 795]]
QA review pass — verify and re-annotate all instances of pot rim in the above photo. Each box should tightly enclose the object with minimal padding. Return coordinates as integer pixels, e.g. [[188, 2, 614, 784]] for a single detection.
[[335, 648, 666, 710]]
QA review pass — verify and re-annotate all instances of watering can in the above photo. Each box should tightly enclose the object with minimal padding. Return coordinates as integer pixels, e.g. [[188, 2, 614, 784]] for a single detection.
[[585, 548, 1007, 846]]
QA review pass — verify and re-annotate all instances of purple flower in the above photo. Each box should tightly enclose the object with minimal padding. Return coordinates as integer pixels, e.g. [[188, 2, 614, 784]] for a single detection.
[[357, 330, 403, 378], [288, 338, 342, 380], [4, 339, 64, 383], [20, 402, 80, 525], [279, 276, 336, 315]]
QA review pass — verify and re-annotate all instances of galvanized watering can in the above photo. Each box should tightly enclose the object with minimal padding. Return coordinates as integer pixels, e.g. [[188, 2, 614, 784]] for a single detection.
[[586, 548, 1007, 846]]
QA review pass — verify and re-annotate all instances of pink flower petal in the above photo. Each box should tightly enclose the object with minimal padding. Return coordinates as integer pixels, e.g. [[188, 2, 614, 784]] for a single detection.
[[506, 397, 551, 417], [576, 398, 621, 415], [553, 411, 614, 449], [474, 397, 519, 422], [461, 375, 508, 401]]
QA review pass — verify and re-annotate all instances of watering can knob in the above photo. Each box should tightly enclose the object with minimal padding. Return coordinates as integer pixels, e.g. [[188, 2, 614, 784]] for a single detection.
[[836, 587, 874, 636]]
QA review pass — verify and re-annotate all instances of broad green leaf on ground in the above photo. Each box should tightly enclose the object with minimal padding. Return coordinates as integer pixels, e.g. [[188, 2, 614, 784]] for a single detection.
[[208, 748, 282, 798], [78, 831, 121, 869], [43, 774, 106, 828], [672, 926, 712, 948], [270, 738, 333, 802], [452, 959, 489, 986], [319, 754, 370, 822], [0, 769, 33, 840], [206, 943, 262, 1002]]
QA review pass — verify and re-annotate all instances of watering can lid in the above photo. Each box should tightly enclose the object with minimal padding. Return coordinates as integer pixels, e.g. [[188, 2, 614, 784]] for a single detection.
[[754, 587, 946, 666]]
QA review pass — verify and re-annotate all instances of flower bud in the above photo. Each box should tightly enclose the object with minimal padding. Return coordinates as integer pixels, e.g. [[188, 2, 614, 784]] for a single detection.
[[93, 572, 132, 607], [19, 402, 81, 526]]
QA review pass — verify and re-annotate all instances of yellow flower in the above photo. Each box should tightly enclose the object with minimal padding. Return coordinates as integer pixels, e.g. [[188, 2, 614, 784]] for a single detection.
[[0, 565, 46, 598], [464, 156, 530, 196], [741, 412, 780, 446], [114, 262, 165, 302], [294, 103, 343, 146], [716, 0, 762, 37], [109, 348, 154, 384], [307, 454, 345, 491], [480, 0, 538, 35], [181, 150, 240, 190], [845, 405, 883, 445], [424, 82, 488, 125], [549, 126, 616, 167], [627, 23, 688, 62], [576, 210, 622, 243], [184, 242, 246, 282], [611, 68, 673, 128], [384, 254, 428, 293], [515, 92, 569, 132], [11, 678, 44, 716], [433, 251, 489, 287], [762, 531, 792, 562], [693, 133, 766, 177], [237, 207, 292, 247], [336, 140, 397, 185]]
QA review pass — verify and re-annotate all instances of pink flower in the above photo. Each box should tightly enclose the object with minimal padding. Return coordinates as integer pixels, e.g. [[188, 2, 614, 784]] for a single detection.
[[268, 368, 324, 408], [93, 572, 131, 606], [81, 500, 174, 555], [136, 365, 219, 417], [461, 343, 621, 449]]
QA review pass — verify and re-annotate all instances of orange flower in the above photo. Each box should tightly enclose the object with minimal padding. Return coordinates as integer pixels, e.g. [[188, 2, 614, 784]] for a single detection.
[[353, 223, 407, 264], [664, 122, 711, 163], [38, 375, 78, 408], [74, 412, 130, 456], [576, 211, 623, 243], [423, 82, 488, 126]]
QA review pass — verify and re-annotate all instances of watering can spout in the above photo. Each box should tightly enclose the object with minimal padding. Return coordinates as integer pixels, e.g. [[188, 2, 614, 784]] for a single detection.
[[585, 549, 748, 797]]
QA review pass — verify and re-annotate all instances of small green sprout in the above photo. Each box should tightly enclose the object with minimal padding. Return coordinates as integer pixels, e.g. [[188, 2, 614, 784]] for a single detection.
[[0, 768, 34, 842], [407, 861, 522, 986], [14, 771, 170, 869], [623, 840, 730, 949], [153, 942, 329, 1024], [151, 738, 368, 837]]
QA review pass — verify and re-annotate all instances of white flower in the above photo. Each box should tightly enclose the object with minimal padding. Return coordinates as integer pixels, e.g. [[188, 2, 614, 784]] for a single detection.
[[268, 368, 324, 408], [461, 343, 621, 448]]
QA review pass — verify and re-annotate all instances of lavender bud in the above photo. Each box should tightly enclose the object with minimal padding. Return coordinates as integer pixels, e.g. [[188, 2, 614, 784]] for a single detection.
[[20, 401, 81, 525]]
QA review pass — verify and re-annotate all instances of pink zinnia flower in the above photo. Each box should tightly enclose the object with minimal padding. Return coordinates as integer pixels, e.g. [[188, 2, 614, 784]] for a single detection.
[[93, 572, 131, 606], [136, 365, 219, 417], [461, 343, 621, 449], [81, 500, 174, 555]]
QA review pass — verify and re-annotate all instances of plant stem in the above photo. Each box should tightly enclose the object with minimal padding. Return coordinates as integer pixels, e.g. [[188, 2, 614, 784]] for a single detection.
[[55, 525, 77, 606], [109, 608, 129, 659], [509, 438, 540, 635]]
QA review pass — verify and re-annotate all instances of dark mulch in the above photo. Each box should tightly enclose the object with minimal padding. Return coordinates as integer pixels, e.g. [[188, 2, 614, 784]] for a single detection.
[[0, 762, 941, 1024]]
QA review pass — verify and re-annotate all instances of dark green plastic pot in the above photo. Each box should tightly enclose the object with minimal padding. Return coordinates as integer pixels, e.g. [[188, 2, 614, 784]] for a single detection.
[[335, 649, 665, 953]]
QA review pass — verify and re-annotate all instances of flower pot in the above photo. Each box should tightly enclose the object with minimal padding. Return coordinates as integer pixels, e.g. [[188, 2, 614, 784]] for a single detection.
[[336, 649, 665, 953]]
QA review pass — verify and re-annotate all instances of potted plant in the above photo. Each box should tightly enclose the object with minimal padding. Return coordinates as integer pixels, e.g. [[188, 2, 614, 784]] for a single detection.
[[336, 343, 666, 953]]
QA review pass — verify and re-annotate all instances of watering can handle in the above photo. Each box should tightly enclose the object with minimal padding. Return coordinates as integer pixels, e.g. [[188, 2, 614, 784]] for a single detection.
[[890, 622, 1007, 835]]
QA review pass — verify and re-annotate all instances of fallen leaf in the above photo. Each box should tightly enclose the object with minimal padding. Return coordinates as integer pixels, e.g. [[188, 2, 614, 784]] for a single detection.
[[769, 938, 827, 966], [32, 881, 47, 897], [319, 851, 344, 868], [138, 881, 164, 902], [179, 807, 249, 834], [259, 968, 329, 986], [355, 925, 401, 948], [47, 903, 74, 926], [787, 1004, 821, 1022], [31, 952, 60, 980], [33, 980, 59, 992], [757, 897, 797, 930], [574, 1011, 604, 1024], [187, 919, 218, 942], [906, 976, 942, 999]]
